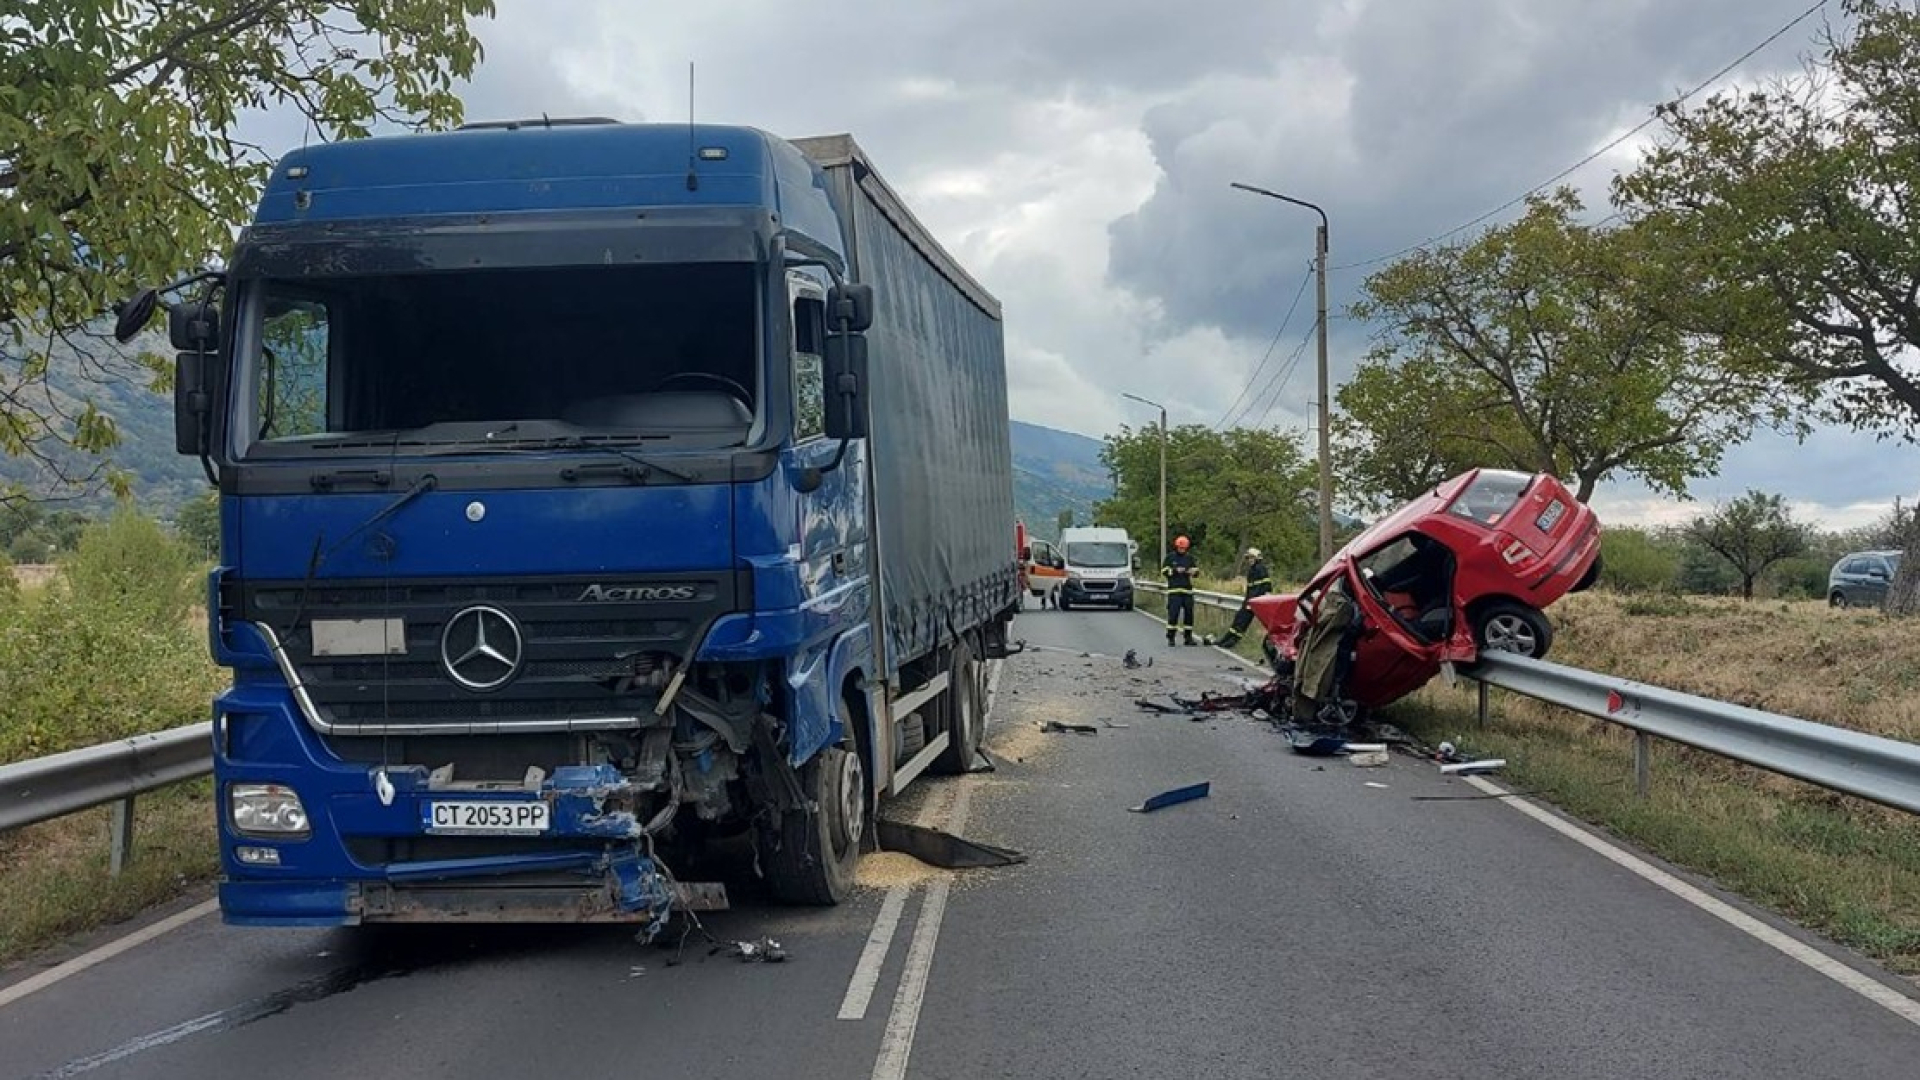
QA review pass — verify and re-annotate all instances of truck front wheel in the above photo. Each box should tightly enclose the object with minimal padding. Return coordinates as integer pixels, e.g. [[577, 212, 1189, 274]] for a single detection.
[[762, 745, 863, 905]]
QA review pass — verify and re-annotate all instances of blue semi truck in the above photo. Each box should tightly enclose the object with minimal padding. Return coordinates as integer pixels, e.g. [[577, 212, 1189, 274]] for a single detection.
[[115, 121, 1019, 933]]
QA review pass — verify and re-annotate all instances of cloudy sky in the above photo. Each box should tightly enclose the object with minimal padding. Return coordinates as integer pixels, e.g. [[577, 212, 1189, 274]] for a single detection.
[[257, 0, 1914, 531]]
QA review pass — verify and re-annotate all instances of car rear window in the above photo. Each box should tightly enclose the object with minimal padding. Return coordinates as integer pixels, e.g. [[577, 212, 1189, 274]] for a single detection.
[[1446, 470, 1532, 526]]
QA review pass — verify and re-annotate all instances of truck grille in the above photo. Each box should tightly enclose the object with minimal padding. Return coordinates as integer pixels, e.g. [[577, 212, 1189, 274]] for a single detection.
[[233, 573, 742, 733]]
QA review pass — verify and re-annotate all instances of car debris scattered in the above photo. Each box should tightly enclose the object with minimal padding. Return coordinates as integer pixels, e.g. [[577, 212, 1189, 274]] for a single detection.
[[1439, 758, 1507, 775], [1349, 750, 1390, 767], [1364, 782, 1390, 789], [713, 937, 787, 963], [876, 818, 1027, 869], [1041, 720, 1100, 735], [1128, 781, 1212, 813]]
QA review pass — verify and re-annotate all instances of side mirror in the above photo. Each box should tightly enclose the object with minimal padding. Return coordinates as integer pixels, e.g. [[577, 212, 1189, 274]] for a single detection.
[[113, 289, 161, 343], [828, 282, 874, 333], [174, 351, 210, 457], [169, 301, 220, 351], [823, 331, 869, 441]]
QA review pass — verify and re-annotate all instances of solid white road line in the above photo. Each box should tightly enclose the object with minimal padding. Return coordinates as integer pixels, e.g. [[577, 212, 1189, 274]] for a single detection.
[[1467, 774, 1920, 1029], [1125, 605, 1920, 1028], [838, 887, 911, 1021], [870, 878, 951, 1080], [839, 659, 1002, 1024], [870, 778, 973, 1080], [0, 898, 217, 1011]]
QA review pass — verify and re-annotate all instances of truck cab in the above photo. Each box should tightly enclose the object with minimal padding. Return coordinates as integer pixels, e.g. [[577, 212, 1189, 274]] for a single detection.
[[122, 121, 1018, 935]]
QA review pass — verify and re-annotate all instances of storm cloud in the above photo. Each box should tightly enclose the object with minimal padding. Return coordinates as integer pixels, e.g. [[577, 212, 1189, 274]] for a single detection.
[[238, 0, 1913, 524]]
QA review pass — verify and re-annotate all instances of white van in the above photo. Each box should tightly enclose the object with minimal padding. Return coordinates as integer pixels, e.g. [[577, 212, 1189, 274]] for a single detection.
[[1057, 526, 1137, 611]]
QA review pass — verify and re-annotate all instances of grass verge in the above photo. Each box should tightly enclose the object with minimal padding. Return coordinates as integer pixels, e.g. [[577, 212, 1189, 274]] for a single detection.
[[0, 781, 219, 968], [1392, 682, 1920, 974]]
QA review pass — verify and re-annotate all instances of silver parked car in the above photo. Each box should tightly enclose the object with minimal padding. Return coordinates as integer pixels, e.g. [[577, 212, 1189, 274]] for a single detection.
[[1828, 550, 1902, 608]]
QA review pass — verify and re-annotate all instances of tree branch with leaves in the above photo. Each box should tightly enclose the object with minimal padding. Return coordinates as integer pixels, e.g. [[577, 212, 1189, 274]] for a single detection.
[[0, 0, 495, 503], [1336, 190, 1797, 513]]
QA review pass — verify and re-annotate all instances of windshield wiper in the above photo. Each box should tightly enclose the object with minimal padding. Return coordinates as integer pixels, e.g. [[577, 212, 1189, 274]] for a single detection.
[[284, 473, 438, 644], [545, 438, 696, 484]]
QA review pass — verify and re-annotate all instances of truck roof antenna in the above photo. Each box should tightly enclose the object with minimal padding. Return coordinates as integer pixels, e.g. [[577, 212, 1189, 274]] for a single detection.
[[685, 61, 699, 192]]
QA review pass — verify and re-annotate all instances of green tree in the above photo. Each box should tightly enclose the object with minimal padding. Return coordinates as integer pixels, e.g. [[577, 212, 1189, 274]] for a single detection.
[[65, 508, 195, 626], [1, 0, 494, 494], [1056, 508, 1074, 534], [1617, 0, 1920, 437], [1339, 191, 1790, 513], [1096, 424, 1317, 578], [174, 489, 220, 559], [1597, 527, 1683, 594], [1685, 491, 1808, 601]]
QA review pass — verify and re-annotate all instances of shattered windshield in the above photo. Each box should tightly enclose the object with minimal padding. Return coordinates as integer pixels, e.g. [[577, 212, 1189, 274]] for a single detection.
[[1066, 542, 1130, 568], [235, 263, 761, 455]]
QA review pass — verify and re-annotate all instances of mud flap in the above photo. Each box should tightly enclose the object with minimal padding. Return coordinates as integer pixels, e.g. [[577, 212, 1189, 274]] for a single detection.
[[875, 818, 1027, 869]]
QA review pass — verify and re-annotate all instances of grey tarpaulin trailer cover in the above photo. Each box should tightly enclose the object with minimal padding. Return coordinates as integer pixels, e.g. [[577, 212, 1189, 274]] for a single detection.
[[795, 135, 1019, 680]]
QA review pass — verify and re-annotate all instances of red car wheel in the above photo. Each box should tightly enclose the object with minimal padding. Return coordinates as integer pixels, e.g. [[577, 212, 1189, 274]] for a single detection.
[[1474, 601, 1553, 659]]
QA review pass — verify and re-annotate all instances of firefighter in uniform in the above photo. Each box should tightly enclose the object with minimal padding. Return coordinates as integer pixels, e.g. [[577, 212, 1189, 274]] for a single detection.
[[1215, 546, 1272, 649], [1162, 535, 1198, 646]]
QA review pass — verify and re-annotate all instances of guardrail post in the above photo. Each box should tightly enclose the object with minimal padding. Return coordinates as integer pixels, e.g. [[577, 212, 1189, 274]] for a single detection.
[[1633, 733, 1651, 799], [1476, 682, 1489, 729], [108, 797, 135, 877]]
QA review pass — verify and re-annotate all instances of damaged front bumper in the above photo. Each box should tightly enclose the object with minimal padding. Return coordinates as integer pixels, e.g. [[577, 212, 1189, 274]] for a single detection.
[[219, 759, 728, 937]]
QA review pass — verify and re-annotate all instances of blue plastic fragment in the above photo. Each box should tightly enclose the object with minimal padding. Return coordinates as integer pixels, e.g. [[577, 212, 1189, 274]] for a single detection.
[[1128, 781, 1211, 813]]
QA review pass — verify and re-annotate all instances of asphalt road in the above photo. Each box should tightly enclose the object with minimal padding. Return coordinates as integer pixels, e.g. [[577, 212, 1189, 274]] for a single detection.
[[6, 607, 1920, 1079]]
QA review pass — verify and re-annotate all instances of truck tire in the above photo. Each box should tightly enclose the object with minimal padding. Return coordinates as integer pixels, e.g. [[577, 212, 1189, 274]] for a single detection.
[[932, 641, 983, 775], [761, 745, 863, 905]]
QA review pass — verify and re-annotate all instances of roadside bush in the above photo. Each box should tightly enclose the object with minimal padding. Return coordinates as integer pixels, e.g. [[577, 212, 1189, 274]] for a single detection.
[[1598, 527, 1680, 593], [0, 550, 17, 606], [0, 512, 220, 763]]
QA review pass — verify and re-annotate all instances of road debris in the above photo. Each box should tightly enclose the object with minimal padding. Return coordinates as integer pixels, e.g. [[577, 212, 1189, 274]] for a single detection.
[[1364, 782, 1390, 789], [1348, 750, 1390, 767], [1439, 758, 1507, 775], [1041, 720, 1100, 735], [713, 937, 787, 963], [1128, 781, 1212, 813], [876, 818, 1027, 869], [1123, 649, 1149, 669], [628, 965, 648, 978]]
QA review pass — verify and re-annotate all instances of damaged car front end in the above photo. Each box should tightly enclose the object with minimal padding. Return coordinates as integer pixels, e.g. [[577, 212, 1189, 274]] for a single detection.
[[1251, 468, 1601, 723]]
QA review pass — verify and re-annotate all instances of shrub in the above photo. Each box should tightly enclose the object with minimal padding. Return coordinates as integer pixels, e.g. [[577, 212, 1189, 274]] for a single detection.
[[0, 512, 219, 763]]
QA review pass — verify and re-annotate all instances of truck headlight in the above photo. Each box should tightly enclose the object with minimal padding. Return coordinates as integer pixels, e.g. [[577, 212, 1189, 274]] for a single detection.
[[230, 783, 310, 837]]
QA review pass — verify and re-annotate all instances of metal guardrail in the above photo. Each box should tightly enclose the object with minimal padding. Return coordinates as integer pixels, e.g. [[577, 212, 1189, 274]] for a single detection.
[[1136, 580, 1920, 813], [1133, 580, 1241, 609], [1469, 653, 1920, 814], [0, 722, 213, 875]]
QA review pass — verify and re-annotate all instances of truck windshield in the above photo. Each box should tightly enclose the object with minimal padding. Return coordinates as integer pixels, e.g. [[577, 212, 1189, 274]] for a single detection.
[[1066, 542, 1130, 568], [235, 263, 760, 455]]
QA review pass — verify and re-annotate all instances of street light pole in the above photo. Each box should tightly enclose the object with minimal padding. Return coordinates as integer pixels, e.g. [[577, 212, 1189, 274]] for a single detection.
[[1121, 392, 1167, 573], [1230, 181, 1335, 562]]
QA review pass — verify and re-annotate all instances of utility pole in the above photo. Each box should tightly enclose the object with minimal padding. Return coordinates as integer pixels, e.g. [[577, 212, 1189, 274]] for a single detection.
[[1313, 217, 1332, 562], [1230, 181, 1335, 561], [1121, 392, 1168, 573]]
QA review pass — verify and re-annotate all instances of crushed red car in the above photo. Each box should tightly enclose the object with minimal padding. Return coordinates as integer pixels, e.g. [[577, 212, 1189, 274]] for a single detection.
[[1250, 468, 1601, 722]]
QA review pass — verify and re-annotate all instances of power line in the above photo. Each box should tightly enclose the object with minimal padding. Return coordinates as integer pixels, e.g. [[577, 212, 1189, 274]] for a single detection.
[[1329, 0, 1831, 273], [1216, 269, 1313, 430], [1241, 317, 1320, 430]]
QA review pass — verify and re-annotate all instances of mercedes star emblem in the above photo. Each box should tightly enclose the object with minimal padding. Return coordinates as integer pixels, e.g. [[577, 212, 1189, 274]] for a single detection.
[[439, 605, 524, 691]]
